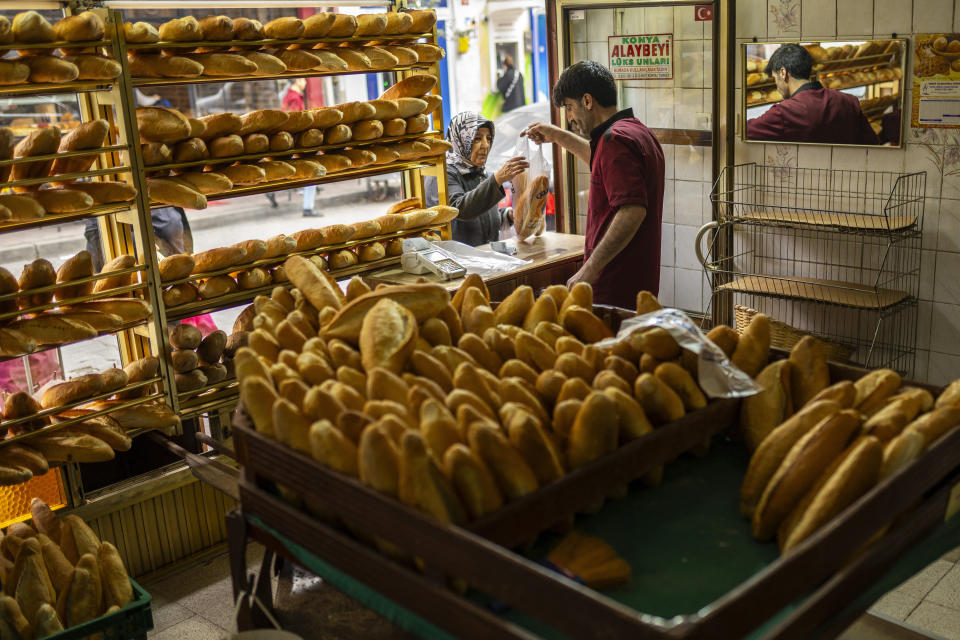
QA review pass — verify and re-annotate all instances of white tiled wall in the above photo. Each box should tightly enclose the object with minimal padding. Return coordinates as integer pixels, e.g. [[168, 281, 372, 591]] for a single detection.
[[734, 0, 960, 384]]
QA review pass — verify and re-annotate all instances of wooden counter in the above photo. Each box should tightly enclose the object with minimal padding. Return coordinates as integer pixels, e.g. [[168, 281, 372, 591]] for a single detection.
[[365, 232, 585, 300]]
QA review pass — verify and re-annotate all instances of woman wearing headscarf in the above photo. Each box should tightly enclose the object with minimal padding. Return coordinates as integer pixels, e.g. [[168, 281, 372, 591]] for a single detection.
[[425, 111, 528, 246]]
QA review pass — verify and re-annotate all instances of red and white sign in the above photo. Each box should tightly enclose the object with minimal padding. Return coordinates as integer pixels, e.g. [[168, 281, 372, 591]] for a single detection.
[[695, 5, 713, 21], [607, 33, 673, 80]]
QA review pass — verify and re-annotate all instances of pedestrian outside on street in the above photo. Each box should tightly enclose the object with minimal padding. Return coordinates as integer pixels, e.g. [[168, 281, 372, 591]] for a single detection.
[[497, 55, 526, 113]]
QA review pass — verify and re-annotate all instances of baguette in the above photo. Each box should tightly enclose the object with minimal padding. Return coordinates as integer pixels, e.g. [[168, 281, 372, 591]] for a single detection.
[[382, 46, 418, 66], [199, 275, 238, 298], [903, 406, 960, 447], [172, 138, 209, 163], [264, 16, 303, 39], [11, 127, 61, 191], [380, 74, 437, 100], [69, 181, 137, 205], [55, 250, 94, 301], [141, 142, 171, 166], [66, 298, 150, 323], [0, 328, 37, 357], [209, 134, 244, 158], [269, 131, 294, 152], [731, 313, 770, 377], [31, 189, 93, 214], [19, 55, 78, 83], [13, 11, 55, 43], [98, 542, 133, 608], [41, 374, 104, 409], [216, 164, 265, 186], [740, 360, 793, 452], [788, 336, 830, 408], [2, 391, 45, 433], [158, 16, 202, 42], [128, 53, 203, 79], [42, 309, 122, 332], [158, 253, 195, 281], [751, 409, 861, 540], [50, 119, 109, 182], [405, 9, 438, 33], [854, 369, 901, 416], [62, 55, 121, 81], [7, 315, 95, 345], [297, 129, 324, 148], [283, 255, 344, 313], [382, 118, 407, 137], [0, 444, 47, 476], [0, 266, 19, 317], [198, 15, 234, 40], [409, 43, 445, 63], [396, 97, 429, 118], [173, 171, 232, 195], [147, 178, 206, 209], [353, 119, 384, 141], [0, 127, 13, 184], [198, 113, 243, 139], [243, 51, 286, 76], [136, 107, 191, 144], [163, 283, 197, 308], [327, 14, 358, 37], [123, 21, 160, 44], [191, 53, 258, 77], [18, 258, 56, 309], [30, 433, 114, 463], [0, 60, 29, 86]]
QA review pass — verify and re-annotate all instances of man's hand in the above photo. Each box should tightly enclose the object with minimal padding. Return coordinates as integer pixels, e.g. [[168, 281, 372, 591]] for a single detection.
[[523, 122, 564, 145], [494, 156, 529, 186], [566, 263, 599, 289]]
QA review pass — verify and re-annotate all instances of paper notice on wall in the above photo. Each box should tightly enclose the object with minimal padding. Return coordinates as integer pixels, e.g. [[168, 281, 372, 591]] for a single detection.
[[911, 34, 960, 128], [607, 33, 673, 80]]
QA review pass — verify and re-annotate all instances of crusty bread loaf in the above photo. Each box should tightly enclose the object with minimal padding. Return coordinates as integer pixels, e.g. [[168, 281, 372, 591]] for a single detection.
[[358, 243, 386, 263], [315, 153, 352, 173], [409, 43, 445, 63], [241, 133, 269, 154], [327, 14, 358, 37], [362, 46, 400, 70], [163, 282, 198, 307], [342, 149, 376, 168], [352, 119, 384, 141], [0, 194, 43, 219], [174, 171, 232, 195], [192, 246, 247, 273], [141, 142, 171, 166], [12, 11, 55, 43], [421, 94, 443, 114], [32, 189, 94, 213], [158, 16, 202, 42], [264, 16, 304, 39], [198, 15, 234, 40], [297, 129, 324, 148], [355, 13, 388, 36], [243, 51, 286, 76], [263, 235, 297, 258], [329, 249, 359, 269], [405, 114, 430, 134], [199, 275, 238, 299], [190, 53, 258, 76], [311, 50, 348, 72], [123, 21, 159, 44], [128, 53, 203, 79], [43, 308, 121, 332], [336, 102, 377, 125], [92, 254, 136, 293], [147, 178, 206, 209], [417, 138, 452, 157], [239, 109, 289, 135], [11, 126, 61, 191], [310, 107, 344, 129], [209, 134, 244, 158], [218, 163, 265, 186], [41, 373, 104, 409], [67, 298, 150, 323], [324, 124, 352, 144], [137, 107, 192, 144], [0, 16, 11, 45], [396, 97, 429, 118], [380, 74, 437, 100], [382, 118, 407, 137], [68, 181, 137, 205], [62, 55, 121, 81], [269, 131, 294, 152], [198, 113, 243, 139], [405, 9, 438, 33], [0, 59, 29, 85], [302, 13, 336, 37], [369, 145, 400, 165], [172, 137, 209, 163], [741, 360, 793, 452], [18, 258, 56, 309], [274, 49, 322, 71], [233, 17, 264, 40], [259, 160, 296, 181], [289, 159, 325, 179], [55, 250, 94, 301]]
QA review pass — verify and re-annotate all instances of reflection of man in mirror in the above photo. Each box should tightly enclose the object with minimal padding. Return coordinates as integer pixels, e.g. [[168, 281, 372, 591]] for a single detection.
[[747, 44, 880, 145]]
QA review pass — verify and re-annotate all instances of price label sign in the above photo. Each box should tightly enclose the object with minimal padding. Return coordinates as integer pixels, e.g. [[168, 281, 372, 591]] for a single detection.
[[607, 33, 673, 80]]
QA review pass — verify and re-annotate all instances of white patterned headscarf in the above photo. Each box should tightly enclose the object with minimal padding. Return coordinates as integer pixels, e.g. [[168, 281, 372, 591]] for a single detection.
[[446, 111, 495, 174]]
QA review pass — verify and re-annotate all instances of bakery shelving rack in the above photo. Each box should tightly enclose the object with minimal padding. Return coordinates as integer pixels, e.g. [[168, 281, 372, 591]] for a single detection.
[[700, 164, 924, 375], [103, 1, 451, 420], [0, 5, 177, 515]]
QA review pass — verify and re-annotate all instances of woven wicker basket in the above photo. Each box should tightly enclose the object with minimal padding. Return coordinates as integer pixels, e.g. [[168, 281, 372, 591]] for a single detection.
[[733, 305, 854, 363]]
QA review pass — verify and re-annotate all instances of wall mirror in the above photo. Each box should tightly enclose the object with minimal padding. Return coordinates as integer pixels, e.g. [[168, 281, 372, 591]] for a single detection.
[[742, 39, 906, 147]]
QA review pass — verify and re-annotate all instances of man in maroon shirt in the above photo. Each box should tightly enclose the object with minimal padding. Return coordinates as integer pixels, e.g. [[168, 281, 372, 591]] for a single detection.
[[524, 61, 664, 309], [747, 44, 880, 145]]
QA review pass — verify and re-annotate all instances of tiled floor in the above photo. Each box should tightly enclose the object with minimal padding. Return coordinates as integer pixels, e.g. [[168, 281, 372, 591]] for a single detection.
[[140, 543, 960, 639]]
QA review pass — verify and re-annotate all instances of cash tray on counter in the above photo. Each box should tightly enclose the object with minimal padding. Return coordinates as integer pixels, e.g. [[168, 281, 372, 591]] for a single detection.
[[229, 315, 960, 640]]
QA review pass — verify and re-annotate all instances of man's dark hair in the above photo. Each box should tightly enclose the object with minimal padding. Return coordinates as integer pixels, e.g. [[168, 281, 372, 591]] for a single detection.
[[552, 61, 617, 108], [765, 43, 813, 80]]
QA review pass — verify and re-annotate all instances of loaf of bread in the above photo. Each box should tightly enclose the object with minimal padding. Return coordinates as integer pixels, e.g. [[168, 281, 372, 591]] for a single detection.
[[44, 308, 122, 332], [422, 94, 443, 114], [263, 235, 297, 259], [50, 119, 109, 181], [218, 163, 266, 186], [268, 48, 319, 72], [69, 297, 150, 323], [239, 109, 288, 135], [358, 243, 386, 262], [191, 53, 258, 77], [159, 16, 202, 41], [264, 16, 304, 39], [343, 149, 376, 168], [396, 97, 429, 118], [242, 51, 286, 76], [405, 114, 430, 134], [315, 153, 352, 173], [406, 9, 437, 32], [32, 189, 94, 213], [141, 142, 171, 166], [233, 17, 264, 40], [11, 126, 61, 191], [324, 124, 352, 144], [297, 129, 324, 147], [208, 134, 244, 158], [289, 159, 325, 179], [260, 160, 296, 181], [62, 55, 121, 81], [237, 268, 271, 290], [128, 53, 203, 79], [741, 360, 793, 452], [336, 102, 377, 124], [55, 250, 94, 301], [311, 50, 348, 72], [410, 43, 445, 63], [380, 74, 437, 100], [163, 282, 198, 307], [92, 254, 136, 293], [199, 275, 238, 299], [0, 59, 29, 85], [123, 21, 159, 43], [171, 137, 209, 164], [197, 15, 234, 40], [192, 246, 247, 273], [369, 145, 400, 165], [12, 11, 55, 43], [198, 113, 243, 139], [137, 107, 192, 143], [327, 14, 358, 37], [382, 118, 407, 137], [174, 171, 232, 194], [147, 178, 206, 209], [329, 249, 359, 269], [17, 55, 78, 83], [269, 131, 294, 152], [0, 194, 43, 221], [337, 48, 372, 71], [352, 119, 384, 141], [414, 138, 450, 157]]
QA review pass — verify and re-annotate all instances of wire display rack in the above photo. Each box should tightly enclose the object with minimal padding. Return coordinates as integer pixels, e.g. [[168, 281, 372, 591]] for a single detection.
[[701, 165, 924, 375], [710, 163, 926, 233]]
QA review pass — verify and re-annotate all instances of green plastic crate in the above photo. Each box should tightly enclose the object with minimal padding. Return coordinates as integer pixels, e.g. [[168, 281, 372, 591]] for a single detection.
[[43, 579, 153, 640]]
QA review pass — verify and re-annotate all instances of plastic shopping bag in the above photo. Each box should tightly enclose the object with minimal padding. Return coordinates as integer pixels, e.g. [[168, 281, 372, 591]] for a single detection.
[[481, 90, 504, 121], [512, 136, 550, 242]]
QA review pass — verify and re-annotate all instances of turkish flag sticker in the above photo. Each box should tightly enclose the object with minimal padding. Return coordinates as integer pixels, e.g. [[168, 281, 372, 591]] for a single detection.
[[695, 5, 713, 21]]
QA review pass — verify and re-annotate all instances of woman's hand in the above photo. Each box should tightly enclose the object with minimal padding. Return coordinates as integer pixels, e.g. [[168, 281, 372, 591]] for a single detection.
[[522, 122, 564, 144], [494, 156, 529, 186]]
